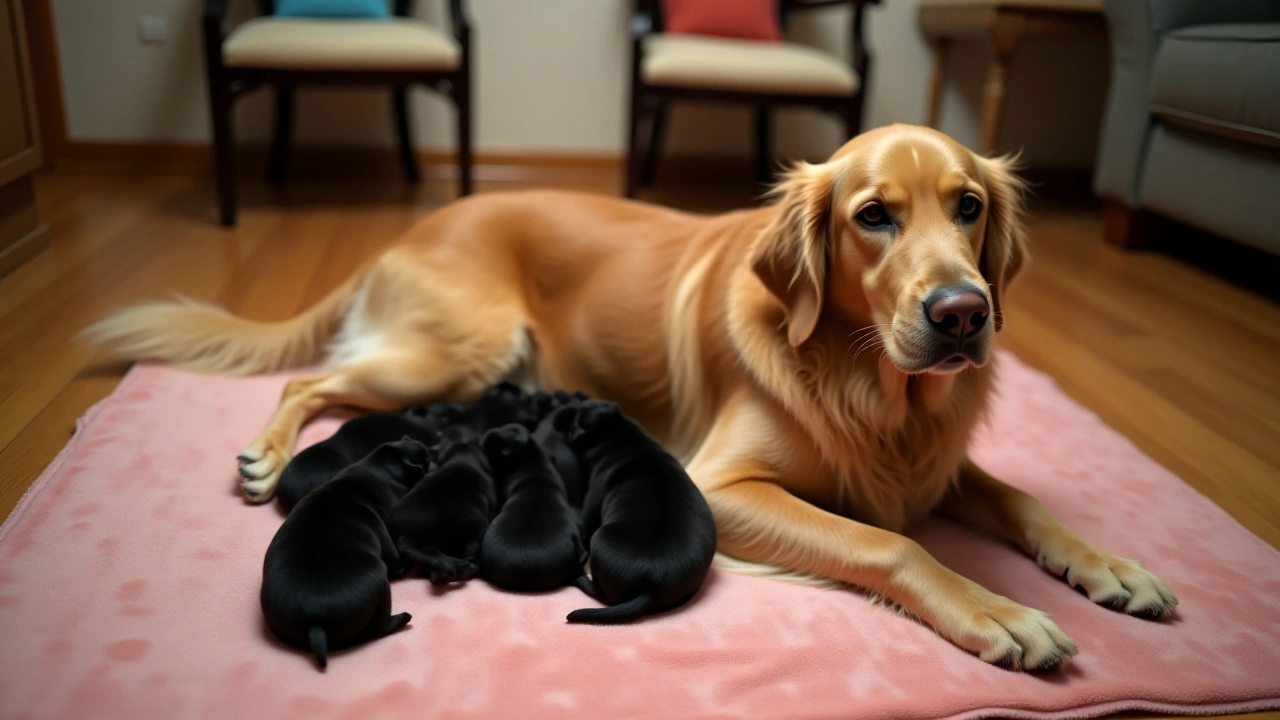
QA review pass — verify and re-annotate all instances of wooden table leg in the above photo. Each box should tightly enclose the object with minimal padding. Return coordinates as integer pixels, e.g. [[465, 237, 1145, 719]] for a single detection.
[[980, 12, 1025, 155], [926, 39, 949, 129]]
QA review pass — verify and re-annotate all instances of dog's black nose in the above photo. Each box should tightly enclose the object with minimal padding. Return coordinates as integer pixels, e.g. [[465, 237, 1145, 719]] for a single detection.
[[923, 287, 989, 339]]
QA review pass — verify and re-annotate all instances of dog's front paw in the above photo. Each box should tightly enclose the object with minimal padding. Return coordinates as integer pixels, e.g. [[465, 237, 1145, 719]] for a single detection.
[[935, 580, 1078, 672], [236, 444, 285, 504], [1036, 538, 1177, 619]]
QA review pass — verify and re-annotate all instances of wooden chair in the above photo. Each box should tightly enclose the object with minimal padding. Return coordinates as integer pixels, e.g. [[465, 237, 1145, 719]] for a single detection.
[[202, 0, 472, 226], [625, 0, 878, 197]]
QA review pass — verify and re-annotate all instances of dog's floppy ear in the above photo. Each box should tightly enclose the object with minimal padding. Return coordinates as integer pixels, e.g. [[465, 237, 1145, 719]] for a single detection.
[[750, 162, 836, 347], [976, 155, 1028, 332]]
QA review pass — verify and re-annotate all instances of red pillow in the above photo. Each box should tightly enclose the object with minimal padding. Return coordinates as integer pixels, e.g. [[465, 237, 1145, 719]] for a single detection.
[[661, 0, 783, 42]]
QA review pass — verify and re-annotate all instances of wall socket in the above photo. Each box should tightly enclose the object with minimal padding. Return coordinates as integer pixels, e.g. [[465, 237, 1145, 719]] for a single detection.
[[136, 16, 169, 46]]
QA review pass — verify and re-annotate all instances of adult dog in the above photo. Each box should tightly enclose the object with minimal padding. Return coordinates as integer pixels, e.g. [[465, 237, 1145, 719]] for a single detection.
[[87, 124, 1176, 670]]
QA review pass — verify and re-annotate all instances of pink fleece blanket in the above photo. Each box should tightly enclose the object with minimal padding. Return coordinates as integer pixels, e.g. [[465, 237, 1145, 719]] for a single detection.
[[2, 352, 1279, 720]]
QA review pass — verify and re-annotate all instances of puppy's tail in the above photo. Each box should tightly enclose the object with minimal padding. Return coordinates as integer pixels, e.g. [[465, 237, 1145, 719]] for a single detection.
[[308, 626, 328, 670], [79, 265, 368, 375], [566, 593, 653, 625]]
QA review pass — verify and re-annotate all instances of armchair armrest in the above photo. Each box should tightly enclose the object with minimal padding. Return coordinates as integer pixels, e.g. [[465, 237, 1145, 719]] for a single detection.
[[1095, 0, 1280, 205]]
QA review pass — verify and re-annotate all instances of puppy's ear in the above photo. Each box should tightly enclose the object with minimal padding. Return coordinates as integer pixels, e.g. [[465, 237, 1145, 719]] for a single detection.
[[976, 155, 1028, 332], [751, 162, 836, 347]]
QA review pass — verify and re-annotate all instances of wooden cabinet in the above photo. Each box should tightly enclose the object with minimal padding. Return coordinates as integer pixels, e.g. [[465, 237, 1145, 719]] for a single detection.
[[0, 0, 47, 279]]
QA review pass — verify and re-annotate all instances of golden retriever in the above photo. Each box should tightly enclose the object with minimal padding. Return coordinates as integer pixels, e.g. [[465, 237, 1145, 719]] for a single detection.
[[87, 124, 1176, 670]]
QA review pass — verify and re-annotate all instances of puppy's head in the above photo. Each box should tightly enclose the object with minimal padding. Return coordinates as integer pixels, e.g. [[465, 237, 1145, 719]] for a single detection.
[[481, 424, 534, 468], [367, 436, 430, 485], [408, 402, 463, 432], [481, 381, 528, 403], [750, 124, 1027, 374], [560, 400, 622, 448]]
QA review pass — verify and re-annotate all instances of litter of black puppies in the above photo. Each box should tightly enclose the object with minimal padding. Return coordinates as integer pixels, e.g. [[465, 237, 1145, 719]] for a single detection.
[[259, 382, 717, 669], [558, 400, 717, 623], [260, 437, 427, 669]]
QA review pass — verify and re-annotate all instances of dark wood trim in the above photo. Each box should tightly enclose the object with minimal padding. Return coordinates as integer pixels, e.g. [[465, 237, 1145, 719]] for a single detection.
[[0, 222, 48, 280], [18, 0, 65, 168]]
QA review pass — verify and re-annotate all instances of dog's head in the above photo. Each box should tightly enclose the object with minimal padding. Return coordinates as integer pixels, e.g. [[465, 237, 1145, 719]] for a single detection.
[[480, 423, 534, 469], [554, 400, 622, 448], [750, 124, 1027, 374]]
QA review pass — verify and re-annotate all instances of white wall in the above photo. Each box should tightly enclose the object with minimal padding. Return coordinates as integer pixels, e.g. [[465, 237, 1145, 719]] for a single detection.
[[52, 0, 1109, 166]]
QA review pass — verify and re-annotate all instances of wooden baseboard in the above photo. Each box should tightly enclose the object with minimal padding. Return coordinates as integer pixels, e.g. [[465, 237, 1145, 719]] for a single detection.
[[57, 141, 622, 179]]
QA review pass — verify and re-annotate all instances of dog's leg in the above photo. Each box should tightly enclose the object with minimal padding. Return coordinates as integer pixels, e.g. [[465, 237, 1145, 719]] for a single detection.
[[941, 459, 1177, 619], [238, 345, 496, 502], [700, 476, 1076, 670]]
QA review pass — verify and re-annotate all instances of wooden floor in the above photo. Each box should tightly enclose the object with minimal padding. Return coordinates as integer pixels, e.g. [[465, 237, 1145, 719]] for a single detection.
[[1, 167, 1277, 719]]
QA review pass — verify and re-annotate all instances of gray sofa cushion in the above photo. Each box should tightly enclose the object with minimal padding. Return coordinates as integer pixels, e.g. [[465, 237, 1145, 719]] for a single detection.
[[1140, 125, 1280, 256], [1149, 23, 1280, 150]]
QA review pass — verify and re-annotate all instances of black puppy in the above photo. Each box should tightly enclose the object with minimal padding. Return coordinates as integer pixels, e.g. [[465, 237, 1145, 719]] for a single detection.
[[531, 392, 588, 509], [260, 437, 426, 669], [462, 382, 541, 431], [479, 424, 586, 592], [275, 412, 438, 513], [559, 401, 717, 624], [387, 430, 498, 584]]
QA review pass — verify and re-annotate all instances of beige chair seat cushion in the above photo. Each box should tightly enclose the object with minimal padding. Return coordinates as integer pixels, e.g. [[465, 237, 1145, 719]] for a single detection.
[[223, 17, 460, 71], [642, 34, 858, 97]]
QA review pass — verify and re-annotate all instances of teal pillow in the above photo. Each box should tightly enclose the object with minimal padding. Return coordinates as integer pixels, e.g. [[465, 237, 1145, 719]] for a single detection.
[[275, 0, 390, 19]]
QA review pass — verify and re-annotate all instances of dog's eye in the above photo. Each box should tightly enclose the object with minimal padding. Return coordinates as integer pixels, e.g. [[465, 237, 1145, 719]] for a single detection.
[[958, 193, 982, 222], [856, 202, 891, 229]]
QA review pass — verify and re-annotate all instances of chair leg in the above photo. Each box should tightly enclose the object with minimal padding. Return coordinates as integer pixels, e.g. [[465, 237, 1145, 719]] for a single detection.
[[640, 100, 667, 188], [210, 84, 237, 227], [844, 95, 864, 140], [624, 90, 646, 198], [269, 87, 294, 184], [753, 106, 772, 185], [392, 87, 420, 184], [455, 80, 473, 196]]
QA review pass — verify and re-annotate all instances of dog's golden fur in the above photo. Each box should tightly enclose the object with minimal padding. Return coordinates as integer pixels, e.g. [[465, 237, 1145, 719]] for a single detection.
[[87, 124, 1175, 670]]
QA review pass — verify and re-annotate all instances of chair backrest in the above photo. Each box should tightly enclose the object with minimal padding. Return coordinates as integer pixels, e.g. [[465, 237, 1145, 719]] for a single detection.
[[637, 0, 792, 32], [254, 0, 413, 17]]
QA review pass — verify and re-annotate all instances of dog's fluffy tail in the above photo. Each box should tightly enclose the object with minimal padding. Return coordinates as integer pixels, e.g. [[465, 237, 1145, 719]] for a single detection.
[[566, 593, 653, 624], [308, 626, 328, 670], [80, 267, 366, 376]]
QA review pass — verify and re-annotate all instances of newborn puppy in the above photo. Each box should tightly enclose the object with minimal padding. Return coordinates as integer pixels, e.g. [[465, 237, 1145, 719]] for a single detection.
[[559, 401, 717, 623], [261, 437, 427, 669], [404, 400, 464, 428], [388, 431, 498, 584], [461, 382, 540, 431], [532, 395, 587, 509], [274, 412, 438, 513], [479, 424, 586, 592]]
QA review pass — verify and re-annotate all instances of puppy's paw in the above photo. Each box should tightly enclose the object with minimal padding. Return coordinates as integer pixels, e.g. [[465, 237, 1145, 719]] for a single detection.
[[938, 583, 1077, 672], [1036, 538, 1177, 619], [427, 558, 479, 585]]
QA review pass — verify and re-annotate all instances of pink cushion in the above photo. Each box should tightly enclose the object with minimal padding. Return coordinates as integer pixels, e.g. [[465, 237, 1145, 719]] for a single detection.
[[1, 352, 1279, 718], [662, 0, 782, 42]]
